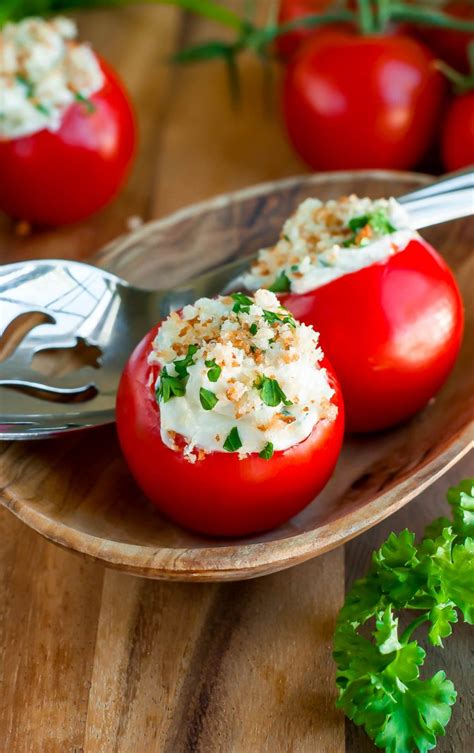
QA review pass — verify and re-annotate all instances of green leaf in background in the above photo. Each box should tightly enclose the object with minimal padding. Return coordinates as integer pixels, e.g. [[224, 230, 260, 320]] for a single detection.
[[268, 270, 291, 293]]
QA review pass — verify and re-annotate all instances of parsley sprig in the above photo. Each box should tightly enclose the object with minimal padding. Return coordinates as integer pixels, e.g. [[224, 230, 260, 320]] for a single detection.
[[334, 478, 474, 753], [343, 208, 396, 247], [255, 374, 292, 408], [156, 344, 198, 403]]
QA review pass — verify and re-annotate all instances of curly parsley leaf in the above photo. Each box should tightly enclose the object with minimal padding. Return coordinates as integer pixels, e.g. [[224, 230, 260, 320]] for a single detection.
[[173, 344, 198, 378], [344, 208, 396, 247], [262, 308, 296, 328], [231, 292, 253, 314], [268, 270, 291, 293], [255, 375, 292, 408], [205, 358, 221, 382], [223, 426, 242, 452], [259, 441, 274, 460], [334, 479, 473, 753], [156, 367, 186, 403], [199, 387, 218, 411]]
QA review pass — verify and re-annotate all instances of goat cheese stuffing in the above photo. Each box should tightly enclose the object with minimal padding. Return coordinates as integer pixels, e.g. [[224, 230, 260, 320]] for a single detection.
[[0, 17, 104, 139], [149, 290, 336, 463], [242, 195, 417, 294]]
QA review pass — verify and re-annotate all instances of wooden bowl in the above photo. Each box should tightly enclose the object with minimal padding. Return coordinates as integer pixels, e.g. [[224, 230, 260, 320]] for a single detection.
[[0, 171, 472, 581]]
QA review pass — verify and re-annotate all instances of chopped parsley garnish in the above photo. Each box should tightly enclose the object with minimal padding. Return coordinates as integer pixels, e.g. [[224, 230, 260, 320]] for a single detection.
[[173, 344, 198, 378], [255, 375, 292, 408], [268, 270, 291, 293], [16, 74, 34, 98], [343, 208, 397, 248], [156, 367, 186, 403], [283, 233, 290, 242], [74, 91, 96, 114], [259, 442, 274, 460], [199, 387, 218, 411], [205, 358, 221, 382], [262, 309, 296, 328], [223, 427, 242, 452], [249, 322, 258, 336], [35, 103, 50, 116], [231, 292, 253, 314]]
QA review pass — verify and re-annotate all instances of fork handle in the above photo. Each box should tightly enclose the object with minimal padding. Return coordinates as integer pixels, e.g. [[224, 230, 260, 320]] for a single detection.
[[399, 167, 474, 230]]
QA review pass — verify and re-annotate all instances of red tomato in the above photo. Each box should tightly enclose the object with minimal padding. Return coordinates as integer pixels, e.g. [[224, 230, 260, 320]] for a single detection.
[[282, 32, 445, 170], [416, 2, 474, 75], [276, 0, 351, 59], [280, 238, 464, 433], [442, 92, 474, 171], [0, 58, 136, 226], [116, 327, 344, 537]]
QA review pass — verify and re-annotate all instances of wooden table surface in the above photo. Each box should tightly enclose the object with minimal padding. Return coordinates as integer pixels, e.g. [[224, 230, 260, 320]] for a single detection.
[[0, 6, 472, 752]]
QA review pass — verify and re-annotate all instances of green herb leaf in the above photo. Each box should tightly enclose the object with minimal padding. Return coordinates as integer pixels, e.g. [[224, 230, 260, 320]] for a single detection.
[[344, 208, 396, 247], [259, 441, 274, 460], [255, 375, 292, 407], [223, 426, 242, 452], [173, 344, 198, 378], [334, 479, 474, 753], [262, 308, 295, 328], [156, 367, 186, 403], [74, 91, 96, 113], [205, 358, 221, 382], [249, 322, 258, 336], [231, 292, 253, 314], [199, 387, 218, 411], [268, 270, 291, 293]]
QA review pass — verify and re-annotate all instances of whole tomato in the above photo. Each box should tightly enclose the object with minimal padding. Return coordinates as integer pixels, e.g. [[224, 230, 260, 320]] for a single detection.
[[0, 58, 136, 226], [282, 31, 446, 170], [442, 91, 474, 171], [416, 2, 474, 75], [280, 238, 464, 433], [276, 0, 351, 59], [116, 327, 344, 537]]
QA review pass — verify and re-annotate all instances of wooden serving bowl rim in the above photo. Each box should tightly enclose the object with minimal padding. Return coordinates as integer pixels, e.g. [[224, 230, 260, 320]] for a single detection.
[[1, 169, 472, 581]]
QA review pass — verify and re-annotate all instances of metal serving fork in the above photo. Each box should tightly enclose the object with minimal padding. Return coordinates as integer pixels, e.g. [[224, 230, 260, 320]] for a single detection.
[[1, 170, 472, 440]]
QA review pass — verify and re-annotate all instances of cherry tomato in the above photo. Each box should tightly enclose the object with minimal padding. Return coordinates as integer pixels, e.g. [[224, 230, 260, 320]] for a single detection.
[[0, 58, 136, 226], [276, 0, 350, 59], [416, 2, 474, 75], [282, 31, 445, 170], [280, 238, 464, 433], [116, 327, 344, 537], [442, 92, 474, 171]]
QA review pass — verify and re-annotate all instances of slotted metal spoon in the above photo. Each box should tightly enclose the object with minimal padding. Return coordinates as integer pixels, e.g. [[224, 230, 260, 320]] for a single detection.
[[1, 170, 472, 440]]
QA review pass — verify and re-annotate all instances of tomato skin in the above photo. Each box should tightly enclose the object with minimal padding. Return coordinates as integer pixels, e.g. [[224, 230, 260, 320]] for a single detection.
[[282, 32, 445, 170], [441, 92, 474, 172], [0, 58, 136, 226], [116, 328, 344, 537], [415, 2, 474, 75], [276, 0, 351, 59], [281, 238, 464, 433]]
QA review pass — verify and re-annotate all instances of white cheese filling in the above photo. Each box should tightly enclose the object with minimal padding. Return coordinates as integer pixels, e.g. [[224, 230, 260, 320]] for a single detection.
[[242, 195, 418, 295], [0, 16, 104, 139], [149, 290, 336, 463]]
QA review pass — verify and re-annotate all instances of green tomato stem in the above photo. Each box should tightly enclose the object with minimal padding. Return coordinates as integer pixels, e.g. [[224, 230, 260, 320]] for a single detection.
[[388, 2, 474, 33], [356, 0, 376, 35]]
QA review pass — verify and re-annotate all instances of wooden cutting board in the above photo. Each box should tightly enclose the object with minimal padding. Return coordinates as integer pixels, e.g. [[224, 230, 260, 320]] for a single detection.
[[0, 5, 472, 752]]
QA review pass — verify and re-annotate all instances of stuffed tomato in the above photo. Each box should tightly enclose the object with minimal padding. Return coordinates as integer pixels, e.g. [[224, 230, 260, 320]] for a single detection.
[[243, 196, 464, 433], [0, 17, 135, 226], [116, 290, 344, 536]]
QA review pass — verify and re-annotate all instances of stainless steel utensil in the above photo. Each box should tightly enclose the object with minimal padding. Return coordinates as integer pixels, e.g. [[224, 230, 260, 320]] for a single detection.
[[1, 170, 472, 440]]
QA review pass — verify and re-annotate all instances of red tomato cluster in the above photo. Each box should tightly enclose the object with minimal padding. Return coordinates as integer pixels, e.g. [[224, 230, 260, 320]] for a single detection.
[[278, 0, 474, 173]]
